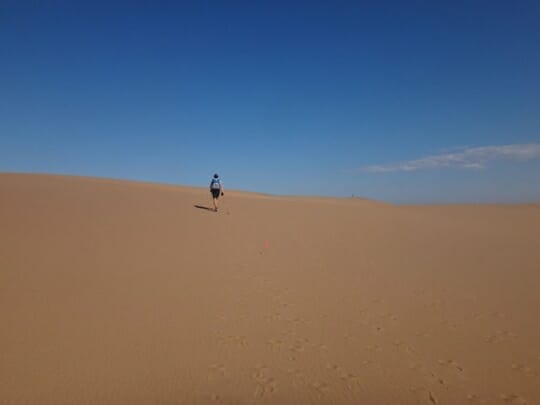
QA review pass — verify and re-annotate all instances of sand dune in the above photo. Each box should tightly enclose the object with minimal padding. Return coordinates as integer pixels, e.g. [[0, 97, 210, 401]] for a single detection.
[[1, 173, 539, 404]]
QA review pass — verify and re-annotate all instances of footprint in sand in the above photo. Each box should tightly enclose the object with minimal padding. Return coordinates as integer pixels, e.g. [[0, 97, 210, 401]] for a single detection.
[[500, 393, 527, 404], [286, 368, 306, 385], [511, 363, 537, 377], [371, 298, 385, 304], [410, 387, 438, 404], [268, 334, 311, 354], [466, 393, 487, 403], [286, 316, 309, 326], [409, 364, 446, 386], [267, 338, 286, 352], [326, 363, 361, 388], [485, 330, 517, 344], [468, 312, 484, 320], [427, 372, 446, 386], [251, 365, 278, 399], [288, 338, 310, 354], [437, 359, 464, 372], [365, 344, 382, 352], [393, 340, 416, 355], [308, 381, 331, 398], [217, 334, 249, 348], [208, 363, 226, 377], [380, 312, 398, 321]]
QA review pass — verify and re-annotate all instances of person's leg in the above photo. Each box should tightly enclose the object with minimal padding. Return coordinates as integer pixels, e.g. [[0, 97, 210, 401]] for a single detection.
[[211, 189, 220, 211]]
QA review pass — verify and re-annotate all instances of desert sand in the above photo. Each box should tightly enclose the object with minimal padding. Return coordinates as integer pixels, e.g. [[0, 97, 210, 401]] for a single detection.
[[1, 173, 539, 404]]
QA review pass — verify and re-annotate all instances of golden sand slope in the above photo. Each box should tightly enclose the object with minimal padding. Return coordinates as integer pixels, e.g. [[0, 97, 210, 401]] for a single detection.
[[1, 174, 539, 404]]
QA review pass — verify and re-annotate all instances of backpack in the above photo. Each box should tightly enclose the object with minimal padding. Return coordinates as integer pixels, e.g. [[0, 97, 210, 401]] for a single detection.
[[211, 179, 221, 190]]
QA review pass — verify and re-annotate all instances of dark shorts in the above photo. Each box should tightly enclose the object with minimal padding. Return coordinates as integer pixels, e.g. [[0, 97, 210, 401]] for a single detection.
[[211, 189, 221, 199]]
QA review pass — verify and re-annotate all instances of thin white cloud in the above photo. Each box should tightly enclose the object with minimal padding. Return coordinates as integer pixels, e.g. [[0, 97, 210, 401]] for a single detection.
[[362, 143, 540, 173]]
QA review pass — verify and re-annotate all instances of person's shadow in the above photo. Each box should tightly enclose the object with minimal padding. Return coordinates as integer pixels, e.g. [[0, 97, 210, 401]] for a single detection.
[[194, 205, 213, 211]]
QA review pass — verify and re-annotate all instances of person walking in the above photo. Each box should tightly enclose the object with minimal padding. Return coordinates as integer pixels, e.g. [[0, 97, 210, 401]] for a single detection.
[[209, 173, 224, 212]]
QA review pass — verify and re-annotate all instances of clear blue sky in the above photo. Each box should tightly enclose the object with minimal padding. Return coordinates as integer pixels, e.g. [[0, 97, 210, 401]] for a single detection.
[[1, 0, 539, 203]]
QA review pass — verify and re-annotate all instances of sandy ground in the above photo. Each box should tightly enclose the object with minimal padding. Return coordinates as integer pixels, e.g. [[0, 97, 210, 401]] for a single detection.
[[1, 173, 539, 404]]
